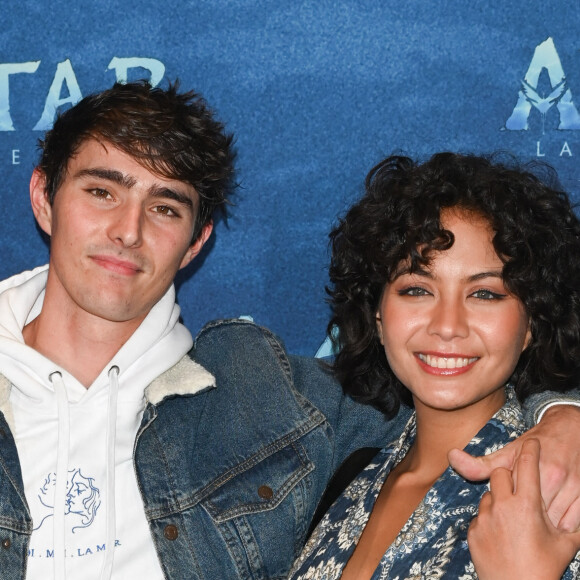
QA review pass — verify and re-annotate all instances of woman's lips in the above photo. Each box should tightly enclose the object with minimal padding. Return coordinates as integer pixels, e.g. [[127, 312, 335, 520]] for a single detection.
[[416, 352, 479, 375]]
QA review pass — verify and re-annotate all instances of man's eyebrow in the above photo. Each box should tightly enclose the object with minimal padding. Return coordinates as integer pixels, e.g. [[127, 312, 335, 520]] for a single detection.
[[74, 167, 137, 188], [74, 168, 195, 209], [149, 185, 194, 208]]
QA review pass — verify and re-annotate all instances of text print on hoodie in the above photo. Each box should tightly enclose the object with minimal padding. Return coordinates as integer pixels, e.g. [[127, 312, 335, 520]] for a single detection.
[[0, 265, 213, 580]]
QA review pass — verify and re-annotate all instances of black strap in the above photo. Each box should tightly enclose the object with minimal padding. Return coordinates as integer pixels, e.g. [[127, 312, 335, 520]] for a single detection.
[[307, 447, 381, 538]]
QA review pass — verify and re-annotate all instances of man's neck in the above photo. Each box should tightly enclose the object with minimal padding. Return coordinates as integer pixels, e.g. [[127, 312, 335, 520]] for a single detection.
[[23, 298, 143, 389]]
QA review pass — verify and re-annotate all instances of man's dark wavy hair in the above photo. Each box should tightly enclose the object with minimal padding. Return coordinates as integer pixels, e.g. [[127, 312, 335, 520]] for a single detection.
[[328, 152, 580, 418], [38, 80, 235, 241]]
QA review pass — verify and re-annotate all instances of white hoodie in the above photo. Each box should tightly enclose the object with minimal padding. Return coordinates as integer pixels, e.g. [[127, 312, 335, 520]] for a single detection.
[[0, 265, 213, 580]]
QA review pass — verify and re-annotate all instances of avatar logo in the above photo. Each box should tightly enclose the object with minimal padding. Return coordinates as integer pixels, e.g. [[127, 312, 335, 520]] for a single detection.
[[505, 37, 580, 132], [0, 57, 165, 131]]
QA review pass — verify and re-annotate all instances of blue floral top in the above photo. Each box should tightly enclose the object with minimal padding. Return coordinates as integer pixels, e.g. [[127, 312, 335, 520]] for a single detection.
[[290, 391, 580, 579]]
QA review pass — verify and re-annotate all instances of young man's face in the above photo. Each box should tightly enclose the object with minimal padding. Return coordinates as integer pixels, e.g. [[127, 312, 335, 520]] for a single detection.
[[30, 138, 211, 326]]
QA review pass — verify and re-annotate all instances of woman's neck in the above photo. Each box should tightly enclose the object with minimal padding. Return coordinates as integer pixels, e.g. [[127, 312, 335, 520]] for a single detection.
[[408, 388, 506, 480]]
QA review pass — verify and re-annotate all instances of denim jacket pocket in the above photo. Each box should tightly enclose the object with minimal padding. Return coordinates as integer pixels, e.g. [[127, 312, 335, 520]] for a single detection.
[[203, 439, 314, 523]]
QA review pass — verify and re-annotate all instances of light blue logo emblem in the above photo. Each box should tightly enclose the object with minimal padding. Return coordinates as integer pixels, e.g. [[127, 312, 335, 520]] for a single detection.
[[505, 37, 580, 132]]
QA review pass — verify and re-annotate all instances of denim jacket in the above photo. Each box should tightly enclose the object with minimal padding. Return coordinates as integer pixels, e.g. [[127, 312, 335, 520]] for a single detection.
[[0, 319, 571, 579]]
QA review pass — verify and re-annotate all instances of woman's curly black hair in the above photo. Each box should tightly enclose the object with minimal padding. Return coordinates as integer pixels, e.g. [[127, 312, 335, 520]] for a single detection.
[[328, 152, 580, 418]]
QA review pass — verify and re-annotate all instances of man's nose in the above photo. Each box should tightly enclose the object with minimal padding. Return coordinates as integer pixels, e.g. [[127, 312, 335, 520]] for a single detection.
[[108, 203, 144, 248]]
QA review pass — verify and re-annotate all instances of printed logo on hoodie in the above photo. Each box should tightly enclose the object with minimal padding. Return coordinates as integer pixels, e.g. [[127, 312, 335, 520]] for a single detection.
[[33, 468, 101, 533]]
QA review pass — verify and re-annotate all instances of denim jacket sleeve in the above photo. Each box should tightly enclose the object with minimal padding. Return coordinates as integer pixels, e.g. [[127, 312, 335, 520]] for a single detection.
[[522, 387, 580, 424], [286, 352, 409, 471], [136, 318, 407, 579]]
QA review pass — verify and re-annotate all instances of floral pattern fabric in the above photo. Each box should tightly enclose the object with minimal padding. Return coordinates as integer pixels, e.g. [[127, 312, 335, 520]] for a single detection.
[[290, 390, 580, 579]]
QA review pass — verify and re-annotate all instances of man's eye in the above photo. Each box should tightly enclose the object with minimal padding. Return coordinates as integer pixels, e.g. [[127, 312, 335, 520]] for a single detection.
[[398, 286, 429, 297], [88, 188, 111, 199], [471, 289, 506, 300], [154, 205, 178, 217]]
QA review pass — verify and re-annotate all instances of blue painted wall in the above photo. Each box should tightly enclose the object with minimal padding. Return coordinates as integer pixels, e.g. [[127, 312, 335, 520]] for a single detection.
[[2, 0, 579, 354]]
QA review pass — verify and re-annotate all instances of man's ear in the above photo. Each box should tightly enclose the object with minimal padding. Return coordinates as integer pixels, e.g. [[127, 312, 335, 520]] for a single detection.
[[179, 221, 213, 270], [29, 169, 52, 236]]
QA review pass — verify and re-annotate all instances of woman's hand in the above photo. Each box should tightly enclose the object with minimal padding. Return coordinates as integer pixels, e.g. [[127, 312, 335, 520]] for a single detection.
[[468, 439, 580, 580]]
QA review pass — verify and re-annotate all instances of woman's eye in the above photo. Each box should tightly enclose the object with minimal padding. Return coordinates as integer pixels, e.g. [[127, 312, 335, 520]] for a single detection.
[[471, 289, 506, 300], [399, 286, 429, 297]]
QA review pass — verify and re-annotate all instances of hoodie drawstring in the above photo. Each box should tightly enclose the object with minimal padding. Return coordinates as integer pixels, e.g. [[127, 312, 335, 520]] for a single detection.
[[50, 367, 119, 580], [51, 371, 69, 580], [99, 366, 119, 580]]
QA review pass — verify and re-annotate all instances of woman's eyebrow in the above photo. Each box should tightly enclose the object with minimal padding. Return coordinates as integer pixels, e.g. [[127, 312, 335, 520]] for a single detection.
[[467, 271, 503, 283], [393, 269, 503, 282], [393, 266, 431, 279]]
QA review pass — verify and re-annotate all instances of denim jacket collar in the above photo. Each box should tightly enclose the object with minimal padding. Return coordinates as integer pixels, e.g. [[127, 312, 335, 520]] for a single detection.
[[144, 355, 215, 405]]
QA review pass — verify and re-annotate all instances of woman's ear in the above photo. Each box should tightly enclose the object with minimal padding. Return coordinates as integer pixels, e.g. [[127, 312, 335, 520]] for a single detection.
[[523, 321, 533, 352], [376, 312, 384, 344]]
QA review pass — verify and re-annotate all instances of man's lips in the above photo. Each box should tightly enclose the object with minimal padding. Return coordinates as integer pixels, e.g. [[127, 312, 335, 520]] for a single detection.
[[91, 255, 143, 275], [415, 352, 479, 375]]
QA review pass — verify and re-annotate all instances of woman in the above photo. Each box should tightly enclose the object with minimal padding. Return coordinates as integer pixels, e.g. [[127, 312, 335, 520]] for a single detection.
[[290, 153, 580, 579]]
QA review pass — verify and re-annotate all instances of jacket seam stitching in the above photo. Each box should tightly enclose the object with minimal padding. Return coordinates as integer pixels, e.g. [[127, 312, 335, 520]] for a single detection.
[[145, 415, 325, 520]]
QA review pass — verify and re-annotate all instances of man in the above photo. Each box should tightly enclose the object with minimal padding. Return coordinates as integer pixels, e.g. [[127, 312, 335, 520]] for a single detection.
[[0, 81, 231, 579], [0, 81, 577, 579]]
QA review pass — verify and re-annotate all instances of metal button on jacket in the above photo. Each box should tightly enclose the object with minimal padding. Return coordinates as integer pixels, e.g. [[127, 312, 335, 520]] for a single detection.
[[164, 525, 179, 541], [257, 485, 274, 500]]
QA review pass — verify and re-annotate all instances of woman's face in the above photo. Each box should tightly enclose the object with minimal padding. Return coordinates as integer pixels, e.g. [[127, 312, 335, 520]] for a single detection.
[[376, 209, 531, 414]]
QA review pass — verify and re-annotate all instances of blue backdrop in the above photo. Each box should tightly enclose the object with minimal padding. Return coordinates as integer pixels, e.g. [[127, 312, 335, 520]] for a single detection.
[[2, 1, 580, 355]]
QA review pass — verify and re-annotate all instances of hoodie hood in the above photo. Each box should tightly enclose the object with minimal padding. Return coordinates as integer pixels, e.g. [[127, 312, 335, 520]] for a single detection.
[[0, 264, 212, 402], [0, 265, 214, 580]]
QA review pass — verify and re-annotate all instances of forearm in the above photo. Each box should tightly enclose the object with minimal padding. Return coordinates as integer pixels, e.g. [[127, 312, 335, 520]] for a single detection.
[[522, 387, 580, 426]]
